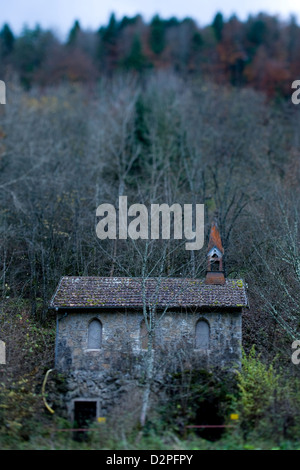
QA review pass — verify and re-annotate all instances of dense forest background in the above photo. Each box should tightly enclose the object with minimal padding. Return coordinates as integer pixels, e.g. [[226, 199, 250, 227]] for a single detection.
[[0, 11, 300, 450], [1, 11, 300, 96]]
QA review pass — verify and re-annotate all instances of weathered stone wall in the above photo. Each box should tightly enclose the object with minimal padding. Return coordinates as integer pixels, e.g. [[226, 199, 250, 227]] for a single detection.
[[55, 309, 242, 418]]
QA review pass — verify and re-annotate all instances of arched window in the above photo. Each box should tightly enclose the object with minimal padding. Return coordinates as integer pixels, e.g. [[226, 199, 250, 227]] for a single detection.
[[88, 319, 102, 350], [211, 253, 220, 271], [195, 320, 210, 349]]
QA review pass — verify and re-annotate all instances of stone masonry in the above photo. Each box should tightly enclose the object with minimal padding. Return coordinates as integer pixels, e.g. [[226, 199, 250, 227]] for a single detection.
[[49, 223, 248, 421]]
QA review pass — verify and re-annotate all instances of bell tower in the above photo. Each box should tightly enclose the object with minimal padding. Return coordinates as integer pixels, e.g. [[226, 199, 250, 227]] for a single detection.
[[205, 221, 225, 285]]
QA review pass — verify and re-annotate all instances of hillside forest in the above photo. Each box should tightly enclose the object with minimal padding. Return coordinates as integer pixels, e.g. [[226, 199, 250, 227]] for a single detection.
[[0, 11, 300, 450]]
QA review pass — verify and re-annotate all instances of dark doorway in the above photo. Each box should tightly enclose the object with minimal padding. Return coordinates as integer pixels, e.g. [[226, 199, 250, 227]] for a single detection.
[[195, 399, 224, 441], [73, 401, 97, 441]]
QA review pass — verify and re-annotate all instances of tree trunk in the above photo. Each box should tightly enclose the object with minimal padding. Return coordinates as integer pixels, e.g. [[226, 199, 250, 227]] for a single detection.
[[140, 334, 155, 427]]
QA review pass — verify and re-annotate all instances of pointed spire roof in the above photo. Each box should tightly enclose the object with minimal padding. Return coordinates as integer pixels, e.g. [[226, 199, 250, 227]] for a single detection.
[[208, 221, 224, 254]]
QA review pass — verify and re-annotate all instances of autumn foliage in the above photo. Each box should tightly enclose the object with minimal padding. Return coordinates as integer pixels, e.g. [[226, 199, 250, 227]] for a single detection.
[[0, 12, 300, 97]]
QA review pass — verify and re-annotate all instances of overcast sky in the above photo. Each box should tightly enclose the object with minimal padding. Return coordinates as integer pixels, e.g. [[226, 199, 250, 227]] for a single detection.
[[3, 0, 300, 37]]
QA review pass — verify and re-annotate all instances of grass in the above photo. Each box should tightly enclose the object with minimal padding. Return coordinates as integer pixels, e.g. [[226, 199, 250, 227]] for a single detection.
[[1, 425, 300, 450]]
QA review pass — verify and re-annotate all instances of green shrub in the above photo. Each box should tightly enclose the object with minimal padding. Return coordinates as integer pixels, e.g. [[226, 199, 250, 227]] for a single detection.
[[235, 346, 300, 440]]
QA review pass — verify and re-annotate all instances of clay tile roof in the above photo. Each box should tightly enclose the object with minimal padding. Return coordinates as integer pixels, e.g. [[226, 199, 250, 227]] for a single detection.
[[208, 222, 224, 254], [49, 277, 248, 309]]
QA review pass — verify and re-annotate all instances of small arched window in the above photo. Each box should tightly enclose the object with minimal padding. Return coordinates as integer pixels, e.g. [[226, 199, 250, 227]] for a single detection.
[[211, 253, 220, 271], [88, 319, 102, 350], [195, 320, 210, 349]]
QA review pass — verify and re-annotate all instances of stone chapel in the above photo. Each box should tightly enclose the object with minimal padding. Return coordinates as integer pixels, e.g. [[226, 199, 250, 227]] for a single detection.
[[49, 222, 248, 421]]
